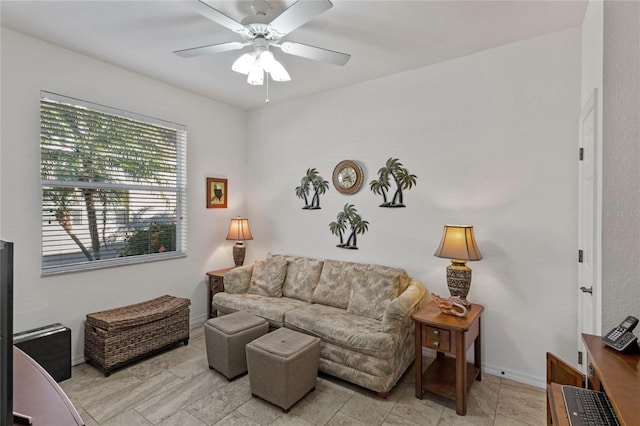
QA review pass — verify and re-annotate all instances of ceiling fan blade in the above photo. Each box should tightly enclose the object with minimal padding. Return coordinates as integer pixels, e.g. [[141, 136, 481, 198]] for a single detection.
[[174, 41, 246, 58], [269, 0, 333, 37], [279, 41, 350, 66], [192, 0, 246, 33]]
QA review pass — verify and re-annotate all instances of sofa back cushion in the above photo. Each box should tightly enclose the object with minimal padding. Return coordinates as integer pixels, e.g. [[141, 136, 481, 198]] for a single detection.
[[223, 264, 253, 294], [247, 257, 288, 297], [312, 259, 366, 309], [281, 257, 324, 302], [347, 264, 409, 320]]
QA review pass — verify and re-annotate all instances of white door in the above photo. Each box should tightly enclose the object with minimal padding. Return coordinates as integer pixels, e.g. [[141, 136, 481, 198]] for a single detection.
[[577, 89, 599, 370]]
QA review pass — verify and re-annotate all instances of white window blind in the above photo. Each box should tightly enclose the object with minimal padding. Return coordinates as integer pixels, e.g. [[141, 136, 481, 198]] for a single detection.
[[40, 91, 187, 274]]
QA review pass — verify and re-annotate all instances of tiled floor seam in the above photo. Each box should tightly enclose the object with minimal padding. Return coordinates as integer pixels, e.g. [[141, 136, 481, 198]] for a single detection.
[[491, 377, 503, 426]]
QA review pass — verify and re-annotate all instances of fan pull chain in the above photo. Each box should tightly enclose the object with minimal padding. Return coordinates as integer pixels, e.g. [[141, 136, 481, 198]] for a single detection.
[[265, 72, 270, 104]]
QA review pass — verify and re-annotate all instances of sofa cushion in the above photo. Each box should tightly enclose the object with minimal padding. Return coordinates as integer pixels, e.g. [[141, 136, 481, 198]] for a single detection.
[[312, 260, 365, 309], [247, 257, 288, 297], [212, 293, 308, 328], [223, 264, 253, 294], [347, 264, 407, 320], [281, 257, 324, 303], [285, 304, 394, 359]]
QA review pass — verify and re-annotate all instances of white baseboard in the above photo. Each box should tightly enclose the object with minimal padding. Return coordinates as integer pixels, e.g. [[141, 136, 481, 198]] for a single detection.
[[482, 363, 545, 389], [420, 347, 545, 389]]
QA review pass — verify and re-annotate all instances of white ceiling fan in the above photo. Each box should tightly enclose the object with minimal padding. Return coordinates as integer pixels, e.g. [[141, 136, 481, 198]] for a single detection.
[[174, 0, 351, 86]]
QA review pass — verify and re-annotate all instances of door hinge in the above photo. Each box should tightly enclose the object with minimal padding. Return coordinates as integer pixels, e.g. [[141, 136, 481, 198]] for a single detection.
[[578, 351, 583, 365], [578, 250, 583, 263], [579, 147, 584, 161]]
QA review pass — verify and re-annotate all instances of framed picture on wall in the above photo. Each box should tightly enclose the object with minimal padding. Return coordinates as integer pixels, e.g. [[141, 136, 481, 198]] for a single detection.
[[206, 177, 227, 208]]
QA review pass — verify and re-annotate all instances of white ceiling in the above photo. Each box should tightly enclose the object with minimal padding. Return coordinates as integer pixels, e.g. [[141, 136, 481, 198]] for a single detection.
[[1, 0, 587, 111]]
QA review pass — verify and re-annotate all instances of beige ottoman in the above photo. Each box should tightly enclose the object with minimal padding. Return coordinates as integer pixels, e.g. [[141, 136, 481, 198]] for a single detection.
[[204, 311, 268, 380], [246, 327, 321, 412]]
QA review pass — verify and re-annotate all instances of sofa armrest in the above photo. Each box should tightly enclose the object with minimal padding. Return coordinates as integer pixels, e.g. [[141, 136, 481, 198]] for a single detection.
[[223, 264, 253, 294], [381, 278, 426, 333]]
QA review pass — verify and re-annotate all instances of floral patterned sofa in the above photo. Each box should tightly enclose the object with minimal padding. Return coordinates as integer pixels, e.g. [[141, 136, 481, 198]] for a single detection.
[[212, 254, 427, 397]]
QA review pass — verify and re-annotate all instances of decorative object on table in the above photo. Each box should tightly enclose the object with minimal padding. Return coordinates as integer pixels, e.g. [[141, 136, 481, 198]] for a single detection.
[[206, 177, 227, 208], [332, 160, 364, 195], [328, 204, 369, 249], [226, 217, 253, 266], [434, 225, 483, 307], [295, 168, 329, 209], [431, 293, 468, 318], [369, 158, 417, 207]]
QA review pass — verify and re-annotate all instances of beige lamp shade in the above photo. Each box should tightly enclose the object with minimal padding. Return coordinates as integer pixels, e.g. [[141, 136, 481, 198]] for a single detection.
[[434, 225, 482, 306], [226, 217, 253, 267], [226, 217, 253, 241], [434, 225, 482, 261]]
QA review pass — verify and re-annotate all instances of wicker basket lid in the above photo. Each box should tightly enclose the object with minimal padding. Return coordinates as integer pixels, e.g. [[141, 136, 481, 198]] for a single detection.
[[86, 295, 190, 331]]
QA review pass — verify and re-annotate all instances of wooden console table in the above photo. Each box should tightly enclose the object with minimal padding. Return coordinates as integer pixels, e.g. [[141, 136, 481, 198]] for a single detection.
[[206, 267, 233, 318], [412, 301, 484, 415], [547, 334, 640, 425]]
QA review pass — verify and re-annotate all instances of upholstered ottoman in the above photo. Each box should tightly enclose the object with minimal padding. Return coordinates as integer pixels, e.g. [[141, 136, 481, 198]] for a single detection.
[[204, 311, 268, 380], [246, 327, 320, 412]]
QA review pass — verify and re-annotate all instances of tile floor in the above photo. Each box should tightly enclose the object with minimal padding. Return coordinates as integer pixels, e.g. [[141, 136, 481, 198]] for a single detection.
[[60, 326, 547, 426]]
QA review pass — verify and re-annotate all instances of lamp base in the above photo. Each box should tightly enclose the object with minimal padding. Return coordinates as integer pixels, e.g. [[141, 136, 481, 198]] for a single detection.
[[232, 242, 246, 267], [446, 260, 472, 307]]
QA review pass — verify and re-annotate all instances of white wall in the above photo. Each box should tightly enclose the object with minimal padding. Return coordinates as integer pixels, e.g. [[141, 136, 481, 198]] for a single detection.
[[245, 27, 581, 387], [0, 28, 247, 364], [0, 23, 587, 386], [582, 1, 604, 105], [601, 1, 640, 331]]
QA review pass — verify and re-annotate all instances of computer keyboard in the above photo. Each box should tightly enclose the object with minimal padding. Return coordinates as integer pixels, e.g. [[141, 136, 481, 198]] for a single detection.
[[562, 385, 620, 426]]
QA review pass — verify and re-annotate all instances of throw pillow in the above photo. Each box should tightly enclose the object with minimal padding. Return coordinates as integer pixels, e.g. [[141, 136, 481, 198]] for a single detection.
[[312, 259, 362, 309], [347, 264, 404, 320], [247, 257, 288, 297], [282, 258, 324, 302]]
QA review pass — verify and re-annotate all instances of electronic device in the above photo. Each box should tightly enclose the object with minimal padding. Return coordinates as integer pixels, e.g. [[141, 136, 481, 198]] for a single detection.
[[562, 385, 620, 426], [0, 240, 14, 426], [602, 315, 639, 351], [13, 324, 71, 382], [12, 411, 33, 425]]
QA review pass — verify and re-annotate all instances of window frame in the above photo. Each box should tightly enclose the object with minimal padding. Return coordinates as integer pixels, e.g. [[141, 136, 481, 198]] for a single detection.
[[40, 91, 187, 275]]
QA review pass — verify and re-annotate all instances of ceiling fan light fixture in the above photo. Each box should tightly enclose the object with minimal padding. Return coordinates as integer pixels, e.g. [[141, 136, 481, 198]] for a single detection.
[[268, 60, 291, 82], [247, 62, 264, 85], [260, 51, 291, 82], [178, 0, 351, 89], [232, 53, 255, 75]]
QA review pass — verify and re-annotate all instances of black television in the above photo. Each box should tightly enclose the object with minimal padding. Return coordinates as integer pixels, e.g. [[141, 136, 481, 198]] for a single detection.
[[0, 240, 14, 426]]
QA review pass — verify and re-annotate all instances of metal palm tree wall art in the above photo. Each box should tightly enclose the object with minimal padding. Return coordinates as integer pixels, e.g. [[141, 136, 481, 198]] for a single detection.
[[369, 158, 418, 208], [295, 168, 329, 209], [329, 204, 369, 249]]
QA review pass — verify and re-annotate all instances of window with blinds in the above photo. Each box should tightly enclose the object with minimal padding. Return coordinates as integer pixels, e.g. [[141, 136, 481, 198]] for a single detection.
[[40, 91, 187, 274]]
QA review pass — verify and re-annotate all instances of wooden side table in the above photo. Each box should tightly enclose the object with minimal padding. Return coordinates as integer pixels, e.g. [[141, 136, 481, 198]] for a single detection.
[[412, 300, 484, 416], [206, 267, 234, 318]]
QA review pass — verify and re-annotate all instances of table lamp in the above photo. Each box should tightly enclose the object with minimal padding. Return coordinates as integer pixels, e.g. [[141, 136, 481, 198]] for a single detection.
[[434, 225, 483, 306], [226, 217, 253, 266]]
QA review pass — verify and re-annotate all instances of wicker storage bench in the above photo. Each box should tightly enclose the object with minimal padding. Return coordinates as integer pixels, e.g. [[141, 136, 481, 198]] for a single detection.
[[85, 295, 190, 376]]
